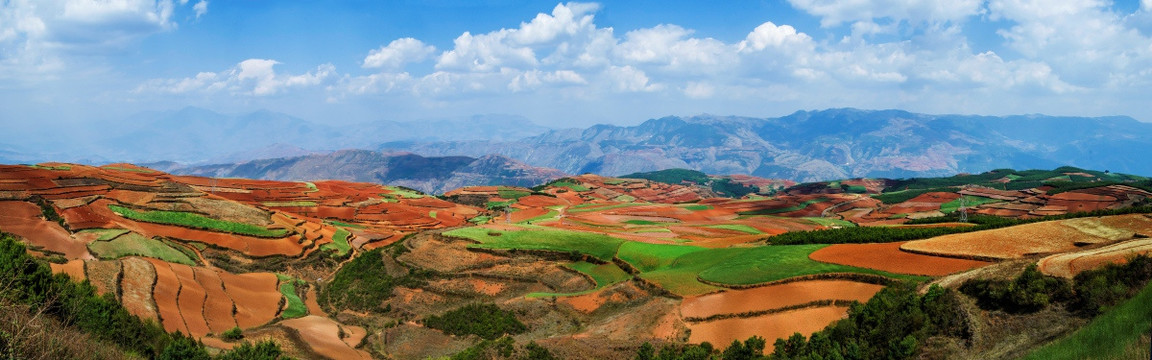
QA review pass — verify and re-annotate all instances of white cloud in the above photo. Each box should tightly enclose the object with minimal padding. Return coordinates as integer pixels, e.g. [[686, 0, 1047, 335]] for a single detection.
[[738, 22, 812, 53], [787, 0, 984, 27], [137, 59, 335, 96], [193, 0, 207, 19], [363, 38, 435, 69], [0, 0, 205, 82]]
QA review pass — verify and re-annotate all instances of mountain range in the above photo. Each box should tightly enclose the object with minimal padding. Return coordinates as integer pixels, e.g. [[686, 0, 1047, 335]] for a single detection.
[[381, 108, 1152, 181], [173, 150, 566, 194]]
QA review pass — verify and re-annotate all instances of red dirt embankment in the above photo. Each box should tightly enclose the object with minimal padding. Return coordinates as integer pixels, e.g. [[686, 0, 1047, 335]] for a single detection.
[[680, 280, 883, 320], [688, 306, 851, 354]]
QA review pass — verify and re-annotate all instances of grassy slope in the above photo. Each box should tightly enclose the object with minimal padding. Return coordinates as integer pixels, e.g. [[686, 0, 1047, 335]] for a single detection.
[[1022, 282, 1152, 360], [565, 261, 631, 287], [275, 274, 307, 319], [940, 195, 1001, 214], [108, 204, 287, 238], [85, 230, 196, 265], [320, 228, 352, 257], [444, 225, 625, 261]]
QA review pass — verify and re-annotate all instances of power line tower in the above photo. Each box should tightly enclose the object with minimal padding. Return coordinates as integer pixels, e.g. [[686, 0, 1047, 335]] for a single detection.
[[958, 196, 968, 223]]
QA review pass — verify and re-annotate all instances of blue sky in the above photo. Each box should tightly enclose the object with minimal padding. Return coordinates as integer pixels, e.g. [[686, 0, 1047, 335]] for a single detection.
[[2, 0, 1152, 129]]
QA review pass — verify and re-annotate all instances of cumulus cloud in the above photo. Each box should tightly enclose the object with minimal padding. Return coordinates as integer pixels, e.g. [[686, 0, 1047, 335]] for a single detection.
[[193, 0, 207, 19], [0, 0, 205, 82], [137, 59, 335, 96], [363, 38, 436, 69]]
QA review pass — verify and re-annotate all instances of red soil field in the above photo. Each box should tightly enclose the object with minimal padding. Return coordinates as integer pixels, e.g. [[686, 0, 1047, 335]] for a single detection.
[[147, 259, 188, 334], [688, 306, 851, 353], [516, 195, 567, 208], [119, 257, 159, 321], [49, 259, 86, 280], [810, 242, 991, 276], [193, 267, 239, 335], [0, 201, 93, 259], [1038, 238, 1152, 278], [680, 280, 884, 319], [280, 316, 372, 359], [170, 263, 212, 337], [218, 271, 282, 329]]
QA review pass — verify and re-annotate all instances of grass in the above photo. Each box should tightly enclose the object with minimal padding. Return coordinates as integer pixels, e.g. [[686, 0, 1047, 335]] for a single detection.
[[939, 195, 1000, 214], [444, 225, 625, 262], [469, 215, 492, 224], [102, 166, 155, 173], [550, 180, 590, 191], [303, 182, 318, 192], [704, 224, 763, 234], [616, 242, 708, 273], [516, 209, 558, 224], [83, 228, 130, 241], [804, 217, 857, 228], [326, 220, 365, 229], [684, 204, 713, 211], [382, 186, 425, 199], [261, 201, 318, 207], [320, 228, 352, 257], [429, 211, 437, 219], [738, 198, 829, 215], [276, 274, 307, 319], [28, 164, 71, 171], [602, 179, 629, 185], [624, 219, 661, 225], [108, 204, 288, 238], [1022, 281, 1152, 360], [86, 231, 197, 265], [565, 261, 631, 287], [613, 194, 637, 202], [486, 200, 515, 210], [496, 187, 531, 200], [567, 203, 644, 214]]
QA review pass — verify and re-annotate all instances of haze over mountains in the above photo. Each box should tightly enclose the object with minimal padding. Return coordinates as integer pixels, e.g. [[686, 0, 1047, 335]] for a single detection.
[[7, 107, 1152, 191]]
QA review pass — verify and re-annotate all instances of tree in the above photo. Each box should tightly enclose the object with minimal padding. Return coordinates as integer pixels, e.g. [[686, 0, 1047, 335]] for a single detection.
[[158, 333, 210, 360]]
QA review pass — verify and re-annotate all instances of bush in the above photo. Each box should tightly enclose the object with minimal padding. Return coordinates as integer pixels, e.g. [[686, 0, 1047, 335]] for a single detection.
[[425, 304, 527, 340], [216, 340, 291, 360], [960, 265, 1072, 313], [221, 327, 243, 341]]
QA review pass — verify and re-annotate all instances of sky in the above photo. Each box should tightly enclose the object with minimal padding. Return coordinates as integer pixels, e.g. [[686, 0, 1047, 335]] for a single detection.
[[2, 0, 1152, 129]]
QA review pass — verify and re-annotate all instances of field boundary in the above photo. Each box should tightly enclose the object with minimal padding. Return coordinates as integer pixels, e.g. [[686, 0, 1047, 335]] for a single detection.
[[683, 299, 858, 323], [697, 272, 894, 289]]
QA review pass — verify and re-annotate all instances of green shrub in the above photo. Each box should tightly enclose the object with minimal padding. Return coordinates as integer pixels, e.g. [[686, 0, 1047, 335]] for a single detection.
[[221, 327, 243, 341], [424, 304, 527, 340], [960, 265, 1072, 313]]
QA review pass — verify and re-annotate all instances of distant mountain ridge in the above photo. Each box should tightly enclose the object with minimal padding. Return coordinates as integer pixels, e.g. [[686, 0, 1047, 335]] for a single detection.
[[173, 150, 566, 194], [382, 108, 1152, 181]]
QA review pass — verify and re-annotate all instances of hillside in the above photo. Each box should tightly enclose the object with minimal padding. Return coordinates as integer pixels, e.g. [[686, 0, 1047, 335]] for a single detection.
[[2, 162, 1152, 359], [387, 108, 1152, 181], [173, 150, 567, 194]]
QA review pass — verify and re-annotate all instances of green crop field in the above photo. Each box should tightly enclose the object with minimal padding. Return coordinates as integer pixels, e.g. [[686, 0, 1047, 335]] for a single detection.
[[382, 186, 425, 199], [444, 225, 625, 261], [276, 274, 307, 319], [567, 203, 644, 213], [696, 245, 922, 285], [804, 217, 857, 228], [624, 219, 661, 225], [1023, 282, 1152, 360], [616, 242, 707, 272], [704, 224, 763, 234], [517, 209, 558, 224], [321, 228, 352, 257], [550, 180, 590, 191], [683, 204, 713, 211], [85, 231, 196, 265], [939, 195, 1001, 214], [469, 215, 492, 224], [326, 220, 365, 229], [84, 228, 130, 241], [565, 261, 631, 287], [496, 187, 531, 200], [108, 204, 288, 238], [303, 182, 318, 192], [738, 198, 828, 215]]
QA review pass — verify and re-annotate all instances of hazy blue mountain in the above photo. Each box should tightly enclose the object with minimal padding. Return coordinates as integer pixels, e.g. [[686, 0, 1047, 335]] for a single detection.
[[174, 150, 566, 194], [383, 108, 1152, 181]]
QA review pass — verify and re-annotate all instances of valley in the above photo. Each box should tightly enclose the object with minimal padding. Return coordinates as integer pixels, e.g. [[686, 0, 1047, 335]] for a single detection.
[[1, 162, 1151, 359]]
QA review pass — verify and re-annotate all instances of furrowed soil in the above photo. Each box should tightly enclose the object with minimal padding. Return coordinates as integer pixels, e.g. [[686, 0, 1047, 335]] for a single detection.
[[809, 241, 991, 276]]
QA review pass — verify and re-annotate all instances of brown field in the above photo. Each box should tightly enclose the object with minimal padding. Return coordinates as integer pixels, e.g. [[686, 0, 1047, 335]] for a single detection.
[[810, 242, 991, 276], [49, 259, 86, 280], [193, 267, 239, 334], [280, 316, 372, 359], [219, 271, 282, 329], [170, 263, 212, 337], [687, 306, 851, 353], [0, 201, 93, 259], [148, 259, 188, 334], [680, 280, 884, 319], [901, 215, 1152, 260], [119, 257, 159, 321], [1038, 238, 1152, 278]]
